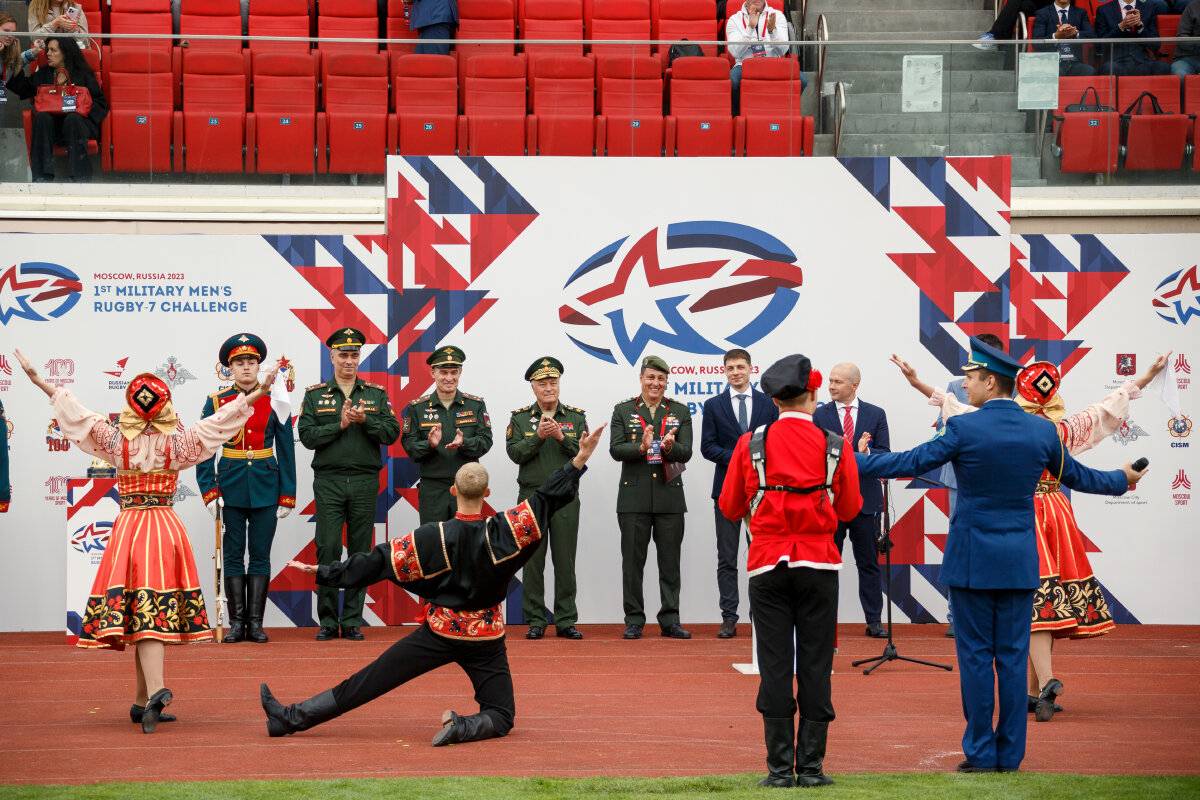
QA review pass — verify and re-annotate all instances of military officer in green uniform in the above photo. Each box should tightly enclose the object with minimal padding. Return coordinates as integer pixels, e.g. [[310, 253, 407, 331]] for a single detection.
[[298, 327, 401, 642], [609, 355, 694, 640], [506, 357, 589, 641], [400, 346, 493, 524]]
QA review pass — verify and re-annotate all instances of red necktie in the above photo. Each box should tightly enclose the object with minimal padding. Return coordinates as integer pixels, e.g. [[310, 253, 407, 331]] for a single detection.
[[842, 406, 854, 442]]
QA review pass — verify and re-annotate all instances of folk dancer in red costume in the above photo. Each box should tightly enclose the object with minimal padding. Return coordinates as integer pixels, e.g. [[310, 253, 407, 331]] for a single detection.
[[260, 423, 607, 746], [888, 349, 1168, 722], [719, 354, 863, 788], [14, 348, 280, 733]]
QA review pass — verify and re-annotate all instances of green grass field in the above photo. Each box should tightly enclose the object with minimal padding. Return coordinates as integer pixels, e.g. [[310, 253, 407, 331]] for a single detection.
[[2, 774, 1198, 800]]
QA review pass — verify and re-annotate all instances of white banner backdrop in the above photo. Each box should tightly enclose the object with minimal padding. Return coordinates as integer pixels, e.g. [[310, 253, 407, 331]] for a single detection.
[[0, 155, 1196, 633]]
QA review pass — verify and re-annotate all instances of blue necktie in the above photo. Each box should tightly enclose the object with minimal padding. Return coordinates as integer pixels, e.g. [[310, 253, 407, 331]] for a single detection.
[[737, 394, 748, 433]]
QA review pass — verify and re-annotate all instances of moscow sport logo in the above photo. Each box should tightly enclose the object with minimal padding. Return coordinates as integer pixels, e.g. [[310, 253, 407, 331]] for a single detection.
[[0, 263, 83, 325], [558, 222, 803, 365]]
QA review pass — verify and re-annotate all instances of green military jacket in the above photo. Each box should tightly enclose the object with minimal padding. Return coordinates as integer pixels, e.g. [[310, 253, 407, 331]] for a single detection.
[[608, 395, 693, 514], [297, 377, 400, 474], [401, 390, 494, 480], [505, 402, 588, 492]]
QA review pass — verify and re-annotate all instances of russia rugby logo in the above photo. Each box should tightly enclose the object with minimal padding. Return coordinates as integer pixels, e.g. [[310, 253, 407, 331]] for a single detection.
[[558, 222, 803, 365], [0, 263, 83, 325]]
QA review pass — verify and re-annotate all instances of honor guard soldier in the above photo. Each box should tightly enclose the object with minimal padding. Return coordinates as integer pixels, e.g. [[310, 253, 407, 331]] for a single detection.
[[298, 327, 401, 641], [506, 357, 588, 640], [609, 355, 694, 640], [197, 334, 297, 644], [400, 346, 494, 524]]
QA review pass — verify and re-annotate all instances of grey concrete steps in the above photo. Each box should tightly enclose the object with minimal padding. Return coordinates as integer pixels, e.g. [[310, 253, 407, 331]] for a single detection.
[[836, 132, 1038, 157], [822, 48, 1004, 71], [831, 30, 993, 41], [839, 111, 1030, 134], [845, 90, 1018, 114], [830, 69, 1016, 94]]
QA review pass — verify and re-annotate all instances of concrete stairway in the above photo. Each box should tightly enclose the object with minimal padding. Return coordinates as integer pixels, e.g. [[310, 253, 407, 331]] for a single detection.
[[801, 0, 1046, 185]]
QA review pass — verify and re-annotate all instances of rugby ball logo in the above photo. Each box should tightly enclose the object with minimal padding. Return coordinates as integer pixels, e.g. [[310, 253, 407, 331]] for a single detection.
[[558, 222, 803, 365]]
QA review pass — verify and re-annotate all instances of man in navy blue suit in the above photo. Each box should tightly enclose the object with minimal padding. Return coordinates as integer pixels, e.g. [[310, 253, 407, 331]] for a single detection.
[[410, 0, 458, 56], [813, 363, 890, 638], [1034, 0, 1098, 75], [856, 337, 1146, 773], [1096, 0, 1172, 75], [701, 348, 778, 638]]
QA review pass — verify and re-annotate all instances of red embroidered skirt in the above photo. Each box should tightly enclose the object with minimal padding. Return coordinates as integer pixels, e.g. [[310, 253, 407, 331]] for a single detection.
[[77, 472, 211, 650], [1029, 483, 1116, 639]]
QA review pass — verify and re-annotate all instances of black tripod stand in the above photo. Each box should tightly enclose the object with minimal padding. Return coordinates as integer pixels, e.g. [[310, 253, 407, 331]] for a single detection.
[[852, 476, 953, 675]]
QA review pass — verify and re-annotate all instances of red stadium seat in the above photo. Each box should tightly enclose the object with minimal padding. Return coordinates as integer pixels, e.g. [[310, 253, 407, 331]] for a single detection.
[[457, 54, 528, 155], [1185, 75, 1200, 170], [665, 55, 732, 156], [1052, 75, 1117, 174], [734, 56, 811, 156], [1118, 75, 1192, 170], [1117, 74, 1182, 114], [317, 0, 379, 57], [457, 0, 518, 88], [385, 0, 421, 54], [179, 0, 243, 52], [654, 0, 718, 68], [108, 0, 174, 53], [589, 0, 652, 72], [101, 49, 174, 172], [522, 0, 585, 74], [249, 52, 319, 173], [1158, 14, 1180, 61], [76, 0, 102, 35], [528, 55, 595, 154], [174, 51, 247, 172], [393, 53, 459, 154], [320, 52, 394, 173], [595, 55, 662, 155], [248, 0, 313, 55]]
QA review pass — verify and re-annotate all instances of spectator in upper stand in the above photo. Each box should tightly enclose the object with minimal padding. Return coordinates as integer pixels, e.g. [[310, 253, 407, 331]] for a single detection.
[[27, 0, 91, 53], [1173, 0, 1200, 76], [1096, 0, 1171, 75], [1033, 0, 1096, 75], [24, 36, 108, 182], [976, 0, 1053, 50], [2, 13, 44, 94], [727, 0, 800, 115], [411, 0, 458, 56]]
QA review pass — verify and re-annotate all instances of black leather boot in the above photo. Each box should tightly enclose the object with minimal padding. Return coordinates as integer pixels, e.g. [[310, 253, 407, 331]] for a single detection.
[[796, 719, 835, 787], [245, 574, 270, 643], [130, 704, 176, 725], [431, 709, 502, 747], [261, 683, 340, 737], [223, 575, 247, 643], [756, 716, 797, 787]]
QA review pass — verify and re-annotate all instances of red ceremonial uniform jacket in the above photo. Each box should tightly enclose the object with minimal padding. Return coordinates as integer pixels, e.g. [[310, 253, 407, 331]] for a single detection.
[[719, 411, 863, 577]]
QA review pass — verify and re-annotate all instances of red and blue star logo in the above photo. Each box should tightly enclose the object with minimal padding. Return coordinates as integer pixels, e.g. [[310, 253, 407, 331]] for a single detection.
[[0, 263, 83, 325]]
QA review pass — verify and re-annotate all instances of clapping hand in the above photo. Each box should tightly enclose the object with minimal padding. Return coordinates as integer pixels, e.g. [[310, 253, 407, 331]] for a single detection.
[[572, 423, 607, 468], [537, 414, 561, 440], [660, 426, 678, 455], [341, 399, 366, 429], [444, 428, 465, 450], [639, 423, 654, 453], [428, 425, 442, 447], [857, 432, 872, 454]]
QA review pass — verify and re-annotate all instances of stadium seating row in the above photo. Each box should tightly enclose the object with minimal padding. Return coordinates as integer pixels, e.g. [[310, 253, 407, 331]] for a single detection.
[[24, 53, 812, 174], [1052, 75, 1200, 173]]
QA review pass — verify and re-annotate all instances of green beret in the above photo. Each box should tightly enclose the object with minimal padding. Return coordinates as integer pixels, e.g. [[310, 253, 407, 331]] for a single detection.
[[427, 346, 466, 368], [640, 355, 669, 374], [326, 327, 365, 351], [526, 356, 564, 381]]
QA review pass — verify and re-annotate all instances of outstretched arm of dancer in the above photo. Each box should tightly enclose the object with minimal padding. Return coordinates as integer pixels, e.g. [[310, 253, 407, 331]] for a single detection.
[[14, 349, 56, 397], [889, 354, 939, 399]]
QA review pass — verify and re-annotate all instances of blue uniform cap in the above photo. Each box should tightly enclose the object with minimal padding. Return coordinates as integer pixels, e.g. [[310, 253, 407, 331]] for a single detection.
[[962, 335, 1021, 379]]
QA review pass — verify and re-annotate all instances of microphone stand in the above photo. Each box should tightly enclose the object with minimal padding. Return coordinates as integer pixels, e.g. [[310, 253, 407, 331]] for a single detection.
[[852, 476, 953, 675]]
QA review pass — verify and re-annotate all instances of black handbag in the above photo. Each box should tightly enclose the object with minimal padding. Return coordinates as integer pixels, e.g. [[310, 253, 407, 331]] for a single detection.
[[1064, 86, 1114, 114], [1119, 90, 1172, 142], [668, 39, 704, 65]]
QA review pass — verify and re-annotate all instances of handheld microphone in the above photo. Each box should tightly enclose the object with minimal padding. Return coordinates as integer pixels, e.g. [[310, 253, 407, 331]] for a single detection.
[[1132, 457, 1149, 472]]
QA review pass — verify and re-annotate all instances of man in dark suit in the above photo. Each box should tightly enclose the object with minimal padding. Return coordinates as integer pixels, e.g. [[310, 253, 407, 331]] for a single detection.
[[700, 348, 779, 639], [813, 363, 890, 638], [1096, 0, 1172, 75], [856, 337, 1145, 774], [1034, 0, 1097, 75], [410, 0, 458, 56]]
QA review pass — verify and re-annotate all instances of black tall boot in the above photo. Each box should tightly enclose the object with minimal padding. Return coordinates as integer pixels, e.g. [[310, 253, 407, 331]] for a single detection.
[[245, 574, 270, 643], [757, 716, 797, 787], [796, 719, 834, 787], [260, 683, 341, 737], [223, 575, 247, 643], [431, 709, 502, 747]]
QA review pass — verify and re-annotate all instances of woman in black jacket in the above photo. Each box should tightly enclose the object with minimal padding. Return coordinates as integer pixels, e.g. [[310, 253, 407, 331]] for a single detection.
[[21, 35, 107, 182]]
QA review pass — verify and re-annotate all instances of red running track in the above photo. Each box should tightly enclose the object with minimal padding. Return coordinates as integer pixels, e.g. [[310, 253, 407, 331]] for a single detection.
[[1, 624, 1197, 785]]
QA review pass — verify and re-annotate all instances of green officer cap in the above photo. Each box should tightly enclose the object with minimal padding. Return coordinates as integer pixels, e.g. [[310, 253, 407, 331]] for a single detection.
[[525, 356, 564, 382], [427, 345, 466, 368], [220, 332, 266, 366], [326, 327, 366, 351], [640, 354, 669, 374]]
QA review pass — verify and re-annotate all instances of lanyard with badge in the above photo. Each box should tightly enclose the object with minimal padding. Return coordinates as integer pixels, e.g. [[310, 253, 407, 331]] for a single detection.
[[745, 10, 768, 58]]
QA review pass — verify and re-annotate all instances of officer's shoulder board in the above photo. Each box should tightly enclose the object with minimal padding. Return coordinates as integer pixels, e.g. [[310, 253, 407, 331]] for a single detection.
[[409, 394, 431, 406], [462, 392, 484, 402], [512, 403, 534, 415], [363, 381, 387, 391], [562, 403, 585, 415], [621, 396, 638, 405], [305, 382, 326, 392], [664, 397, 685, 410]]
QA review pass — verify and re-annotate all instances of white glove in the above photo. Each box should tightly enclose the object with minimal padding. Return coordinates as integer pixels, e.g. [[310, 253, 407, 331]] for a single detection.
[[276, 505, 292, 520], [206, 497, 225, 519]]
